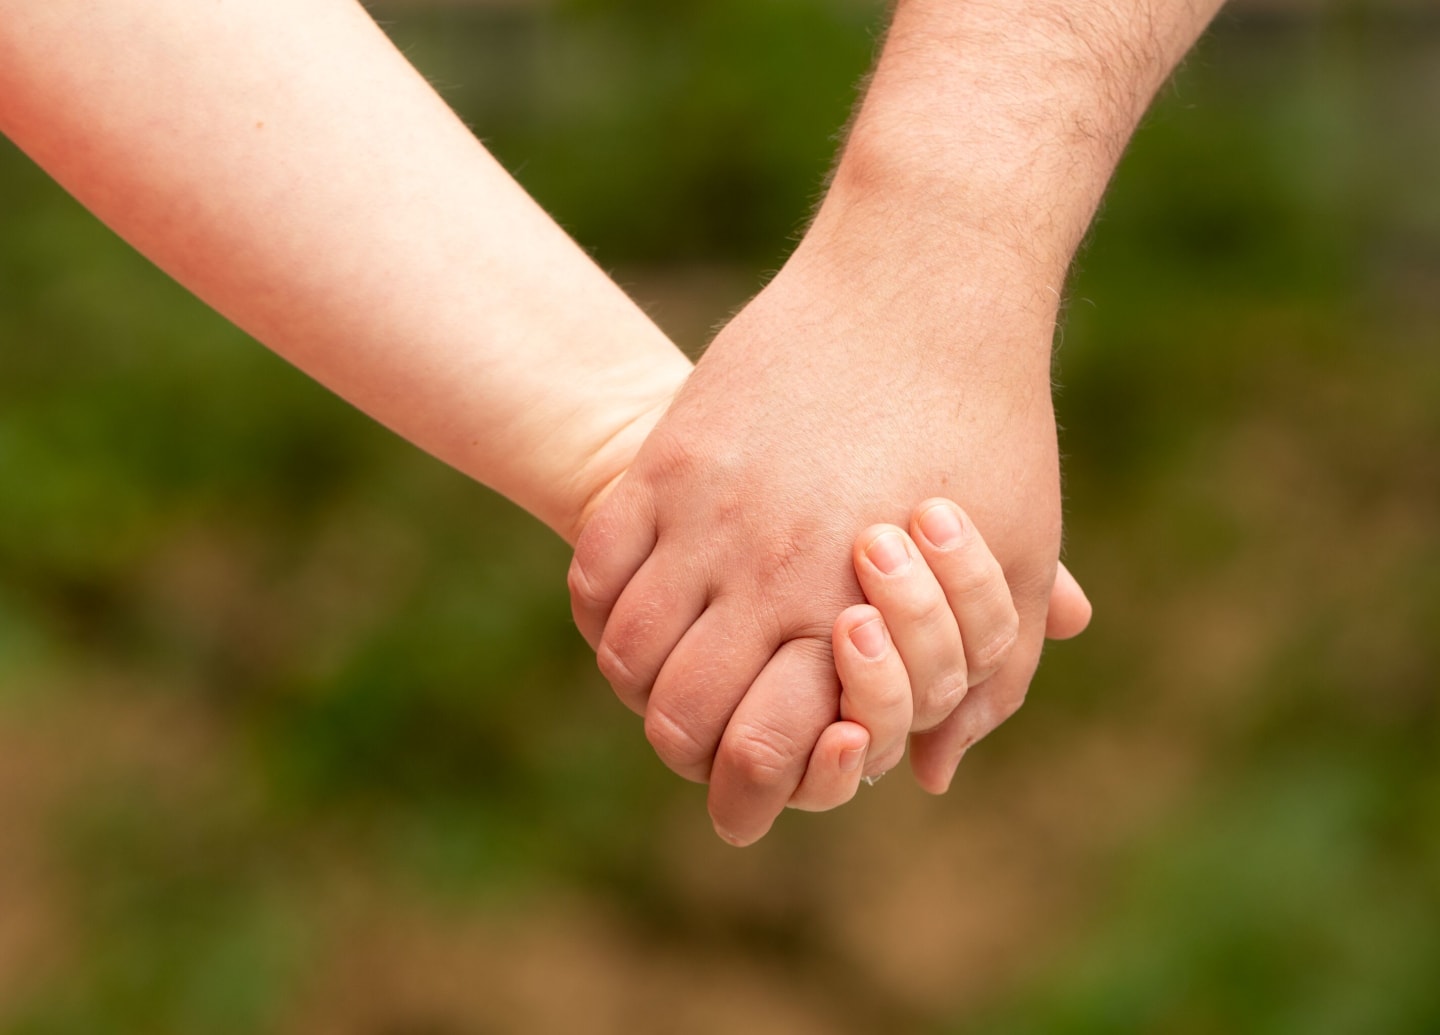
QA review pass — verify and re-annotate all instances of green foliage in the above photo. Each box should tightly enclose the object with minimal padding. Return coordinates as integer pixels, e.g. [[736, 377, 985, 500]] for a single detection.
[[380, 0, 884, 267]]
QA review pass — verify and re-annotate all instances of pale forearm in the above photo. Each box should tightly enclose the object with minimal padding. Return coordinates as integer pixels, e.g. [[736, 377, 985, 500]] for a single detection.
[[0, 0, 688, 542]]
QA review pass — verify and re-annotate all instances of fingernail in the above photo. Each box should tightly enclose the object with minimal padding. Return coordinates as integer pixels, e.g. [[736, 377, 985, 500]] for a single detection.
[[839, 746, 866, 772], [918, 503, 965, 549], [849, 617, 887, 660], [715, 825, 746, 847], [866, 531, 910, 575]]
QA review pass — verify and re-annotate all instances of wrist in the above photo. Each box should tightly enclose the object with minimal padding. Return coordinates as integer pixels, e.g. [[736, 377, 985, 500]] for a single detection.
[[811, 138, 1076, 316], [782, 179, 1063, 383], [556, 369, 686, 546]]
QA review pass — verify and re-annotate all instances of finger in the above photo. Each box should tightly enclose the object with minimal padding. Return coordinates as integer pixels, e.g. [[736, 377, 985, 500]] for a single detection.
[[831, 604, 913, 777], [643, 603, 774, 783], [786, 721, 868, 813], [595, 551, 710, 716], [908, 624, 1043, 794], [853, 524, 968, 732], [568, 487, 657, 650], [706, 637, 838, 846], [911, 499, 1020, 691], [1046, 561, 1092, 640]]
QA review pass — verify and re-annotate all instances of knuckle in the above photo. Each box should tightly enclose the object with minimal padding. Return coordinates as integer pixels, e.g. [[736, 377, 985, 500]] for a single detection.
[[915, 673, 969, 730], [950, 548, 1004, 599], [644, 703, 714, 776], [594, 598, 670, 693], [595, 638, 646, 696], [863, 675, 912, 717], [720, 721, 804, 789], [648, 435, 708, 485], [906, 592, 953, 630], [970, 617, 1020, 679], [566, 552, 609, 613]]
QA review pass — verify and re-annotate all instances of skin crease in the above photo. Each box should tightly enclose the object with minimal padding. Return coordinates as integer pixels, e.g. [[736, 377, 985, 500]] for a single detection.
[[0, 0, 1092, 830], [573, 0, 1227, 845]]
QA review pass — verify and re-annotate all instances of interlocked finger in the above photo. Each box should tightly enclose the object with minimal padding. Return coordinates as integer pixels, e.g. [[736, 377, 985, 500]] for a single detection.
[[910, 500, 1019, 691], [853, 524, 969, 732]]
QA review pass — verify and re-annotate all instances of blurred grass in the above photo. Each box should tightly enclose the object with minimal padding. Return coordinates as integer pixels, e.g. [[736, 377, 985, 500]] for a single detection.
[[1, 1, 1437, 1033]]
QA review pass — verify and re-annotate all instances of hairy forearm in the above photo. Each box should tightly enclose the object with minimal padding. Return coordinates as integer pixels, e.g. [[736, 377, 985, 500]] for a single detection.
[[815, 0, 1225, 293], [0, 0, 688, 543]]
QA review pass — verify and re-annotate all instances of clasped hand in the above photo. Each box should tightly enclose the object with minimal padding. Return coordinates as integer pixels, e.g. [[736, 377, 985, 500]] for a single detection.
[[570, 228, 1090, 846]]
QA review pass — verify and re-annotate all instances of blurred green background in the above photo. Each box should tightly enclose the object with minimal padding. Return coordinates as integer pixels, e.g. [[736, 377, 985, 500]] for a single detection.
[[1, 0, 1437, 1032]]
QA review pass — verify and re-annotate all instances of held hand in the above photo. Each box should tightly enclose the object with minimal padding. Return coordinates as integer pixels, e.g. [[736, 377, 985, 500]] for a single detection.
[[788, 508, 1091, 816], [570, 228, 1069, 845]]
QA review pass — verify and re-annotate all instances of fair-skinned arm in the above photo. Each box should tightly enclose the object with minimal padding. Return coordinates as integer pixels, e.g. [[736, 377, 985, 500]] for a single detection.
[[0, 0, 689, 543], [572, 0, 1224, 846]]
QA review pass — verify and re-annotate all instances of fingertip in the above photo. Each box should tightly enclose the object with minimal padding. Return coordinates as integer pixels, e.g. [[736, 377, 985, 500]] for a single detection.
[[808, 717, 873, 769], [912, 497, 971, 551], [713, 822, 759, 848], [1046, 562, 1093, 640], [915, 749, 965, 795], [786, 720, 868, 814], [834, 721, 871, 770], [833, 603, 882, 646], [909, 725, 968, 795], [835, 604, 889, 663], [854, 523, 914, 580]]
